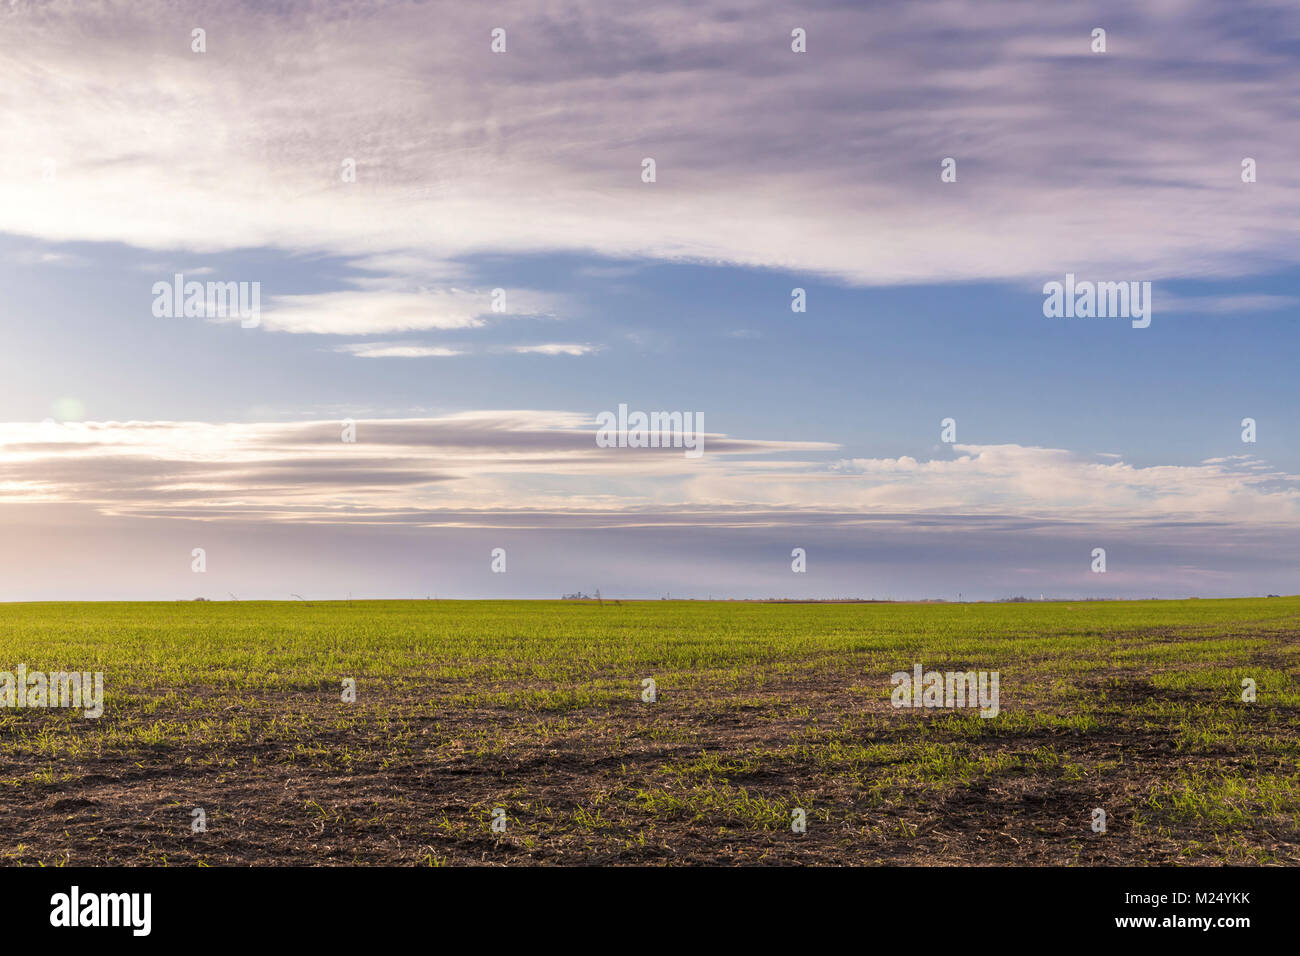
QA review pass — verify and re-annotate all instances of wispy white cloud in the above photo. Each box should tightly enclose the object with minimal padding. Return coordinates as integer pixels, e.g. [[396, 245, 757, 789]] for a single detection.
[[335, 342, 463, 358], [264, 287, 560, 335], [11, 250, 89, 267], [509, 343, 600, 356]]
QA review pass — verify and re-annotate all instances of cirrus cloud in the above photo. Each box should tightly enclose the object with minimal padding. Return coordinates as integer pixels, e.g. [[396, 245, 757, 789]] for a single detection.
[[2, 0, 1299, 287]]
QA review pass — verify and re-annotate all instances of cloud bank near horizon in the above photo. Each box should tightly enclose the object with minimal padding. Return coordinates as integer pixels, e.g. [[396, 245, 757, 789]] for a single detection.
[[1, 415, 1296, 530]]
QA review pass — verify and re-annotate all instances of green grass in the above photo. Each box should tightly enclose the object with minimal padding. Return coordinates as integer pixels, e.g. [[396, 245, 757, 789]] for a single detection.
[[0, 597, 1295, 865]]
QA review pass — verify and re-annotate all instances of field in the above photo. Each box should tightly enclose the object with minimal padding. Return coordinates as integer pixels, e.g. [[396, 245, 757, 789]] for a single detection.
[[0, 597, 1296, 866]]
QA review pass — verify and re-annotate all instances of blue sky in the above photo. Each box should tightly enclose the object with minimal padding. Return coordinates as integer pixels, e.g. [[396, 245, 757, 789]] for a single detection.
[[0, 0, 1297, 600], [7, 240, 1297, 468]]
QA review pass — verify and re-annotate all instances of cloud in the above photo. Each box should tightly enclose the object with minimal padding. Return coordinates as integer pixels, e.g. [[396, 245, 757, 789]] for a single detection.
[[509, 343, 600, 356], [3, 1, 1300, 285], [0, 418, 1296, 531], [827, 444, 1300, 524], [335, 343, 463, 358], [11, 249, 89, 267], [264, 291, 485, 335], [0, 413, 835, 519], [264, 287, 562, 334]]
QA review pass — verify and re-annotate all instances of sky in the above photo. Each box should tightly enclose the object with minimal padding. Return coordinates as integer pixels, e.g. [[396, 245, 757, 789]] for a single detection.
[[0, 0, 1298, 601]]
